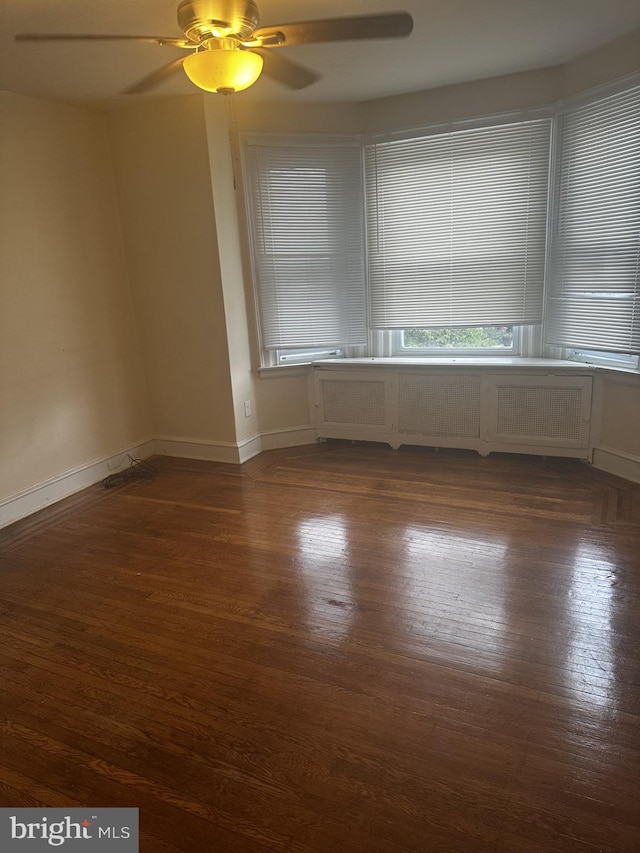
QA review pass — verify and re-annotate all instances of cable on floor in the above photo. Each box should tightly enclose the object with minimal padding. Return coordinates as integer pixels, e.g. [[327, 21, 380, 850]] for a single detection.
[[102, 455, 156, 488]]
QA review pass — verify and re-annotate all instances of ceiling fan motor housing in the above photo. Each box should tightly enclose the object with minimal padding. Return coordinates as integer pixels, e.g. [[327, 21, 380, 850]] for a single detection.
[[177, 0, 259, 42]]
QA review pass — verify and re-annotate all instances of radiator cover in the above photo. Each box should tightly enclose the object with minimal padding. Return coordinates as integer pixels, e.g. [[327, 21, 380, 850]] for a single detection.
[[312, 365, 592, 458]]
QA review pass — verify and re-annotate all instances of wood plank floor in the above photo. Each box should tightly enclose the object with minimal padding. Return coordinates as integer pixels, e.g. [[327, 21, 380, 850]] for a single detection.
[[1, 442, 639, 852]]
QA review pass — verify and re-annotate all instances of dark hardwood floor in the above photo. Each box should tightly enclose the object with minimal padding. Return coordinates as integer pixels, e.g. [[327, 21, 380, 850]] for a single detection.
[[1, 442, 639, 852]]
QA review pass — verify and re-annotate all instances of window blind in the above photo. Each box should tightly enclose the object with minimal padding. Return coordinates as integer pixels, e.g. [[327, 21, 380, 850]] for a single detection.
[[546, 83, 640, 354], [365, 119, 552, 329], [242, 137, 367, 350]]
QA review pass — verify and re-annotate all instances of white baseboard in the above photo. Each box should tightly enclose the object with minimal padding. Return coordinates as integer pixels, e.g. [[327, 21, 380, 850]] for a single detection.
[[237, 433, 263, 463], [0, 438, 155, 531], [154, 436, 242, 465], [13, 430, 636, 532], [0, 427, 318, 531], [157, 426, 316, 465], [259, 425, 317, 452], [592, 446, 640, 484]]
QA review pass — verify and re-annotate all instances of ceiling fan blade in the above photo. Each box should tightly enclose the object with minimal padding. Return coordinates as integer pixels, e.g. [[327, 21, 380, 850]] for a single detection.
[[123, 57, 187, 95], [253, 13, 413, 48], [251, 48, 319, 90], [15, 33, 194, 49]]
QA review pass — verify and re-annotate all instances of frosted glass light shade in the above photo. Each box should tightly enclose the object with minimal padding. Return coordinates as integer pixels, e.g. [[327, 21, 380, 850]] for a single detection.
[[183, 46, 263, 94]]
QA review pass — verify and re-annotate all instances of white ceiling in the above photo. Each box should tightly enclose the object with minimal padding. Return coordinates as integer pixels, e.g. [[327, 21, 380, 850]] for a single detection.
[[1, 0, 640, 107]]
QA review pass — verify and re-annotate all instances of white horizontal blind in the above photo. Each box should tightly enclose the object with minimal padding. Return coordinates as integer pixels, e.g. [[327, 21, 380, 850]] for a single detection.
[[365, 119, 551, 329], [546, 84, 640, 354], [242, 138, 366, 350]]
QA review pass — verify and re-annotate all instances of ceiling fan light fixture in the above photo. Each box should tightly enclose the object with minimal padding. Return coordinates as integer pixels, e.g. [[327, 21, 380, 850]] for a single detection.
[[177, 1, 260, 43], [183, 39, 262, 93]]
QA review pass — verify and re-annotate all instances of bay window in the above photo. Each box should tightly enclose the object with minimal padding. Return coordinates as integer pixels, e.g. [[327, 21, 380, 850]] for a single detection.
[[241, 77, 640, 370]]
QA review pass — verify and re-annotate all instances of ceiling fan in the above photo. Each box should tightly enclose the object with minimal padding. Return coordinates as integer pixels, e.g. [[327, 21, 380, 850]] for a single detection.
[[15, 0, 414, 96]]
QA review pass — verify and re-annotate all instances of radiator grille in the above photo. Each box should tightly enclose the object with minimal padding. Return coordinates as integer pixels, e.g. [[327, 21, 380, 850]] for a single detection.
[[398, 375, 481, 437], [321, 380, 386, 425], [496, 385, 582, 439]]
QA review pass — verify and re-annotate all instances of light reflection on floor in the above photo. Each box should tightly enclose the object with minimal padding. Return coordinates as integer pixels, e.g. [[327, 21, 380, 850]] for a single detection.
[[293, 510, 624, 717], [295, 513, 513, 655], [296, 514, 354, 641], [564, 540, 617, 708], [403, 524, 508, 652]]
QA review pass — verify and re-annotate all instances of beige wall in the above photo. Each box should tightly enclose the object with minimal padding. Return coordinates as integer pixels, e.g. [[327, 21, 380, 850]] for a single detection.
[[231, 100, 364, 135], [108, 95, 237, 444], [358, 27, 640, 134], [0, 91, 151, 501], [562, 27, 640, 97], [255, 373, 312, 433], [361, 65, 561, 133], [203, 98, 257, 444], [598, 376, 640, 457]]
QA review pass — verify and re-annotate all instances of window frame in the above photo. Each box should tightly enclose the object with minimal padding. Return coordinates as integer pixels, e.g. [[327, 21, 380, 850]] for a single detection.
[[240, 132, 367, 368], [275, 347, 344, 366], [364, 112, 553, 332], [545, 75, 640, 357], [392, 326, 522, 357], [567, 349, 639, 370]]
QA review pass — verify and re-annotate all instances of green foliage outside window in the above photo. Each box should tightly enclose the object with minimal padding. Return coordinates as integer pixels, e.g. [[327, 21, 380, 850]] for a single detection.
[[403, 326, 514, 349]]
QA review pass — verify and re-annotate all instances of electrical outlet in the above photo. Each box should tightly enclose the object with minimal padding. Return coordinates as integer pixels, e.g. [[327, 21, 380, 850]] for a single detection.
[[244, 400, 252, 418]]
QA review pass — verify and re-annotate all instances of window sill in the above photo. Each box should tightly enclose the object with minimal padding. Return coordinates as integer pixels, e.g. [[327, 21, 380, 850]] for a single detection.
[[259, 357, 640, 381], [587, 362, 640, 375], [313, 356, 592, 370], [258, 364, 312, 378]]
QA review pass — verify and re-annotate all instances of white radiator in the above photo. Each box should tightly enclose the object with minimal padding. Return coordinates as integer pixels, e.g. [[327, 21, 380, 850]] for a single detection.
[[312, 366, 592, 458], [398, 374, 481, 438], [321, 379, 386, 425], [486, 375, 592, 450]]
